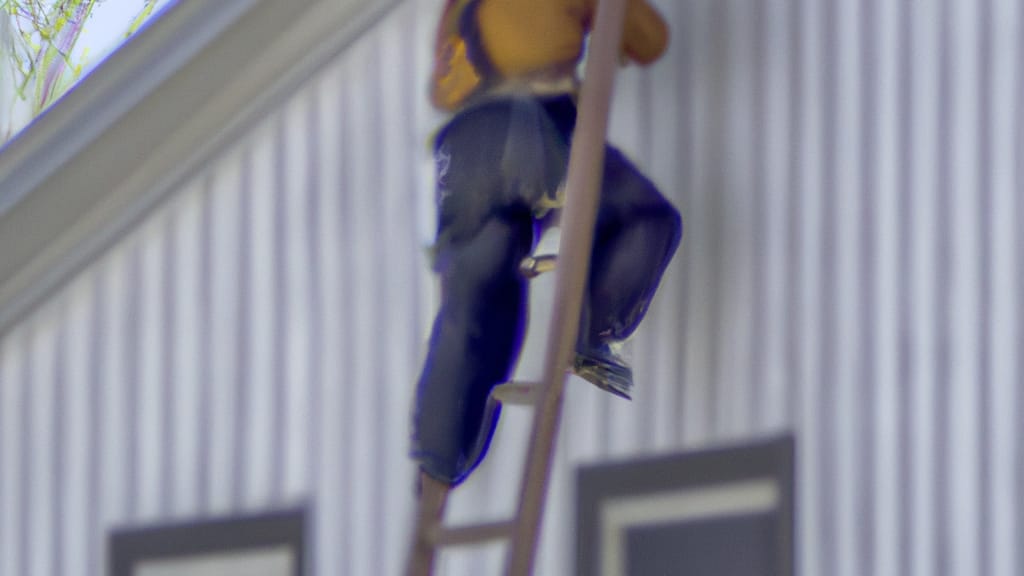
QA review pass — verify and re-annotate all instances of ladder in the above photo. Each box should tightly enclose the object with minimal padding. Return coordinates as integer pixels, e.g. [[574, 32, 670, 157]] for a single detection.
[[405, 0, 629, 573]]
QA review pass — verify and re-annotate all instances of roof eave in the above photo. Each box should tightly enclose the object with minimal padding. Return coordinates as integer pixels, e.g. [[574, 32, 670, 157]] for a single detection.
[[0, 0, 399, 335]]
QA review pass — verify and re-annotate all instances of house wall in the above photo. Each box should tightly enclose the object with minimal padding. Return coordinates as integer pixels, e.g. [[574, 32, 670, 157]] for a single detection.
[[1, 0, 1022, 575]]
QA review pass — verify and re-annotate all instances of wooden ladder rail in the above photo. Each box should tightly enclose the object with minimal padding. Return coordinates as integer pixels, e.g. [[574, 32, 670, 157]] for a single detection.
[[404, 0, 628, 572], [504, 0, 628, 571]]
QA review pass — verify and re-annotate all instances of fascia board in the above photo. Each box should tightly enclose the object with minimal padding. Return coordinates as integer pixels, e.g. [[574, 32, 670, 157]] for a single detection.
[[0, 0, 401, 336]]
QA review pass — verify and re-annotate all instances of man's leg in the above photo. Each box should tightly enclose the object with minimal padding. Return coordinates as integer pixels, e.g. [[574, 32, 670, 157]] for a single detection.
[[575, 146, 682, 398], [412, 211, 533, 485], [410, 97, 565, 483]]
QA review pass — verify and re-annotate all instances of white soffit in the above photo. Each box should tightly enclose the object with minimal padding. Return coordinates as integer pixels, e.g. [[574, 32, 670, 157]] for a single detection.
[[0, 0, 400, 335]]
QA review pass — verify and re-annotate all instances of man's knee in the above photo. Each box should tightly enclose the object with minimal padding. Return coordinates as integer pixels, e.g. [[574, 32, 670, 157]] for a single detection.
[[658, 201, 683, 251], [442, 210, 533, 283]]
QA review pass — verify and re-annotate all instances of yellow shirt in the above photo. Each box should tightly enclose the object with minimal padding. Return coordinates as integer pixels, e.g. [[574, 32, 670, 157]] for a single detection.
[[430, 0, 669, 111]]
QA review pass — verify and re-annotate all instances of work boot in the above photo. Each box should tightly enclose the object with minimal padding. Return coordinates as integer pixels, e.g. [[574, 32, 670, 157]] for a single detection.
[[572, 343, 633, 400]]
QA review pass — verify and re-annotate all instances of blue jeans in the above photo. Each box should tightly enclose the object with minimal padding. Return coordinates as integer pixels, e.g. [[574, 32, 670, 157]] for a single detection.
[[411, 95, 681, 485]]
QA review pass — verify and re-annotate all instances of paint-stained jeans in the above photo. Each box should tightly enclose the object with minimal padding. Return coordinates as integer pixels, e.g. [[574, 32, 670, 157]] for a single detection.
[[411, 94, 681, 485]]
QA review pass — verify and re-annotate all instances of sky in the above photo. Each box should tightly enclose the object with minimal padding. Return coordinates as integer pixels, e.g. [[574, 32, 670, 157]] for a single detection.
[[73, 0, 178, 75]]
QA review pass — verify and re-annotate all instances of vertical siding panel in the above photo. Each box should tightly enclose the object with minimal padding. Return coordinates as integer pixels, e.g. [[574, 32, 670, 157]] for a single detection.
[[634, 59, 658, 452], [314, 65, 344, 576], [380, 13, 420, 575], [910, 2, 940, 575], [407, 0, 432, 420], [818, 0, 840, 571], [270, 117, 290, 502], [759, 0, 789, 433], [975, 2, 995, 576], [29, 319, 55, 576], [0, 329, 9, 576], [1011, 0, 1019, 569], [0, 340, 4, 575], [369, 35, 391, 574], [247, 124, 278, 507], [706, 0, 729, 438], [137, 219, 165, 521], [345, 40, 378, 576], [159, 212, 178, 517], [86, 268, 105, 576], [643, 0, 684, 450], [403, 1, 434, 565], [313, 69, 337, 573], [783, 0, 811, 559], [798, 0, 826, 572], [748, 0, 767, 430], [123, 243, 142, 521], [857, 0, 879, 572], [874, 0, 902, 573], [282, 97, 312, 501], [783, 0, 804, 440], [1, 333, 22, 576], [61, 284, 92, 576], [302, 80, 327, 576], [235, 145, 253, 510], [676, 0, 702, 447], [951, 3, 984, 575], [705, 0, 739, 437], [136, 217, 163, 520], [18, 329, 31, 576], [51, 303, 68, 576], [835, 0, 863, 569], [678, 0, 711, 448], [896, 2, 917, 575], [305, 78, 324, 506], [270, 120, 289, 503], [413, 0, 444, 349], [836, 2, 865, 572], [171, 186, 202, 517], [935, 0, 957, 573], [272, 113, 296, 499], [336, 56, 357, 575], [196, 175, 215, 514], [707, 0, 731, 438], [724, 0, 756, 438], [99, 248, 129, 560], [207, 152, 243, 515], [990, 5, 1021, 575], [631, 42, 660, 452], [668, 0, 694, 448]]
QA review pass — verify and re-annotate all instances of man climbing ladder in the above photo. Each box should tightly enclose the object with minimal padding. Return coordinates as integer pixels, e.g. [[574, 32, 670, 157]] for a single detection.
[[408, 0, 681, 572]]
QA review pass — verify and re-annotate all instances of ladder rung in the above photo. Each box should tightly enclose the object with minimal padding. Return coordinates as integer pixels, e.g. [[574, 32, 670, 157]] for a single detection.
[[431, 519, 516, 547], [519, 254, 558, 278], [491, 381, 540, 405]]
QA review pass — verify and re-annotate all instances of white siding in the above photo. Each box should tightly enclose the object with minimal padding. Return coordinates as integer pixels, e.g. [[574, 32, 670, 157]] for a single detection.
[[1, 0, 1022, 574]]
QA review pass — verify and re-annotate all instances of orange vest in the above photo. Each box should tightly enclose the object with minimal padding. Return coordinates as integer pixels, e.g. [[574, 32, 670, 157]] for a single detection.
[[430, 0, 669, 111]]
